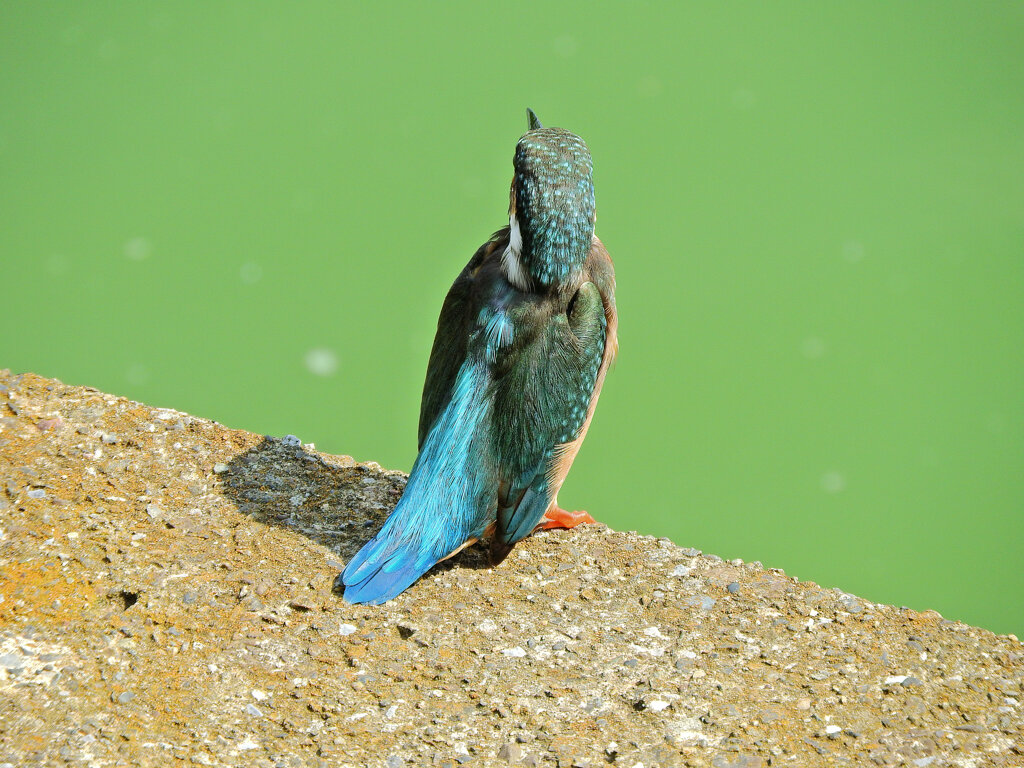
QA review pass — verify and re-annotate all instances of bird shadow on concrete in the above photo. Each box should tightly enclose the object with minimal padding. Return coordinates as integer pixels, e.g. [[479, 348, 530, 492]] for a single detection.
[[218, 437, 492, 586]]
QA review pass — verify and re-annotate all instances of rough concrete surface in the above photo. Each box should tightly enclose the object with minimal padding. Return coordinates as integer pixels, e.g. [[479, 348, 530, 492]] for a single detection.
[[0, 370, 1021, 767]]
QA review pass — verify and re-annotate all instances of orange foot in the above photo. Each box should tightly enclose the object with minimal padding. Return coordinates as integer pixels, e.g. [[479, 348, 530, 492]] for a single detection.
[[540, 506, 596, 530]]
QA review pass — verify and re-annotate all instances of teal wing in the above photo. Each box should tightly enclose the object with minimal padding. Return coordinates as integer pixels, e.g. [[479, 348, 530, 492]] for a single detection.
[[344, 231, 510, 605], [490, 281, 608, 560], [418, 232, 506, 448]]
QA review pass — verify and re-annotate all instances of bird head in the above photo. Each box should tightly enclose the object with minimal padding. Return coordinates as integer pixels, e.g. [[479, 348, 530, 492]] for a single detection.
[[504, 109, 596, 291]]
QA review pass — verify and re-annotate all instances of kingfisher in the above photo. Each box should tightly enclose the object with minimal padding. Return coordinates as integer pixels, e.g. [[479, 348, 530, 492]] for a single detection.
[[340, 110, 617, 604]]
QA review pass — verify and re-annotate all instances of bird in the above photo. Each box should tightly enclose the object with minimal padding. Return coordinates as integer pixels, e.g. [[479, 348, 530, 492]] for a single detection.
[[339, 109, 617, 604]]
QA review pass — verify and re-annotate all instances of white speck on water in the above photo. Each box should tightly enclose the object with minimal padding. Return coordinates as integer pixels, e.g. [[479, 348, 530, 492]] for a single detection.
[[124, 237, 152, 261], [731, 88, 757, 110], [801, 336, 827, 359], [637, 76, 662, 97], [125, 363, 150, 386], [98, 38, 119, 59], [149, 12, 172, 31], [502, 647, 527, 657], [47, 254, 70, 275], [212, 108, 233, 135], [842, 240, 865, 263], [986, 412, 1006, 434], [239, 261, 263, 284], [338, 623, 357, 636], [305, 348, 338, 377], [820, 471, 846, 494], [552, 34, 578, 57]]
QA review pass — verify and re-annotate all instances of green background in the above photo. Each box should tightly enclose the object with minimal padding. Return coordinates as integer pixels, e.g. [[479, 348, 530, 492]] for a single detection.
[[3, 3, 1022, 635]]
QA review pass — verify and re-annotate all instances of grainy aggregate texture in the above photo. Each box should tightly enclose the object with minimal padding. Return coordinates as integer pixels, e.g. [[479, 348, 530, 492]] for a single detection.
[[0, 371, 1021, 768]]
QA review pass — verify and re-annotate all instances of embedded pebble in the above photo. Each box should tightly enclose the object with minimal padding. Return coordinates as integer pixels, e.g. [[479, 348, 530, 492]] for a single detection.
[[0, 654, 22, 670], [838, 593, 864, 614], [496, 743, 522, 762], [687, 595, 716, 611]]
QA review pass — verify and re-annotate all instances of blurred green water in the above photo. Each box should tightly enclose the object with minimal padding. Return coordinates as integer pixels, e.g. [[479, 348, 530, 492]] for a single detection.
[[2, 2, 1021, 634]]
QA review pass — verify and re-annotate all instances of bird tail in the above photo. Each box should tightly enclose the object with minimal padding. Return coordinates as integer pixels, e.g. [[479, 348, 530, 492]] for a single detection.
[[342, 362, 494, 604]]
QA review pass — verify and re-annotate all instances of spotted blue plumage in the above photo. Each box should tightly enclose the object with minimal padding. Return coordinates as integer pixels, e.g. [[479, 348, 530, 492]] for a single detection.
[[340, 110, 617, 604], [513, 132, 595, 287]]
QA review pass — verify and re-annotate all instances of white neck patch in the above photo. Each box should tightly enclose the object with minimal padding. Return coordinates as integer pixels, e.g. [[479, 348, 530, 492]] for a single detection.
[[501, 214, 530, 291]]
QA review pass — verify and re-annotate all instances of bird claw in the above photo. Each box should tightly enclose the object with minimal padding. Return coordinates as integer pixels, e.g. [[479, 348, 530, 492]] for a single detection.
[[540, 506, 596, 530]]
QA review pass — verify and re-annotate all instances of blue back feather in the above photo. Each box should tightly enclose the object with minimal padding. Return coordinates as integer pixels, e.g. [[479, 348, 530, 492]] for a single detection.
[[342, 359, 495, 604]]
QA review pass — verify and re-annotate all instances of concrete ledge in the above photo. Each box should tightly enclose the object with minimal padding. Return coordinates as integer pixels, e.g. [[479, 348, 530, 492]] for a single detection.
[[1, 370, 1021, 766]]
